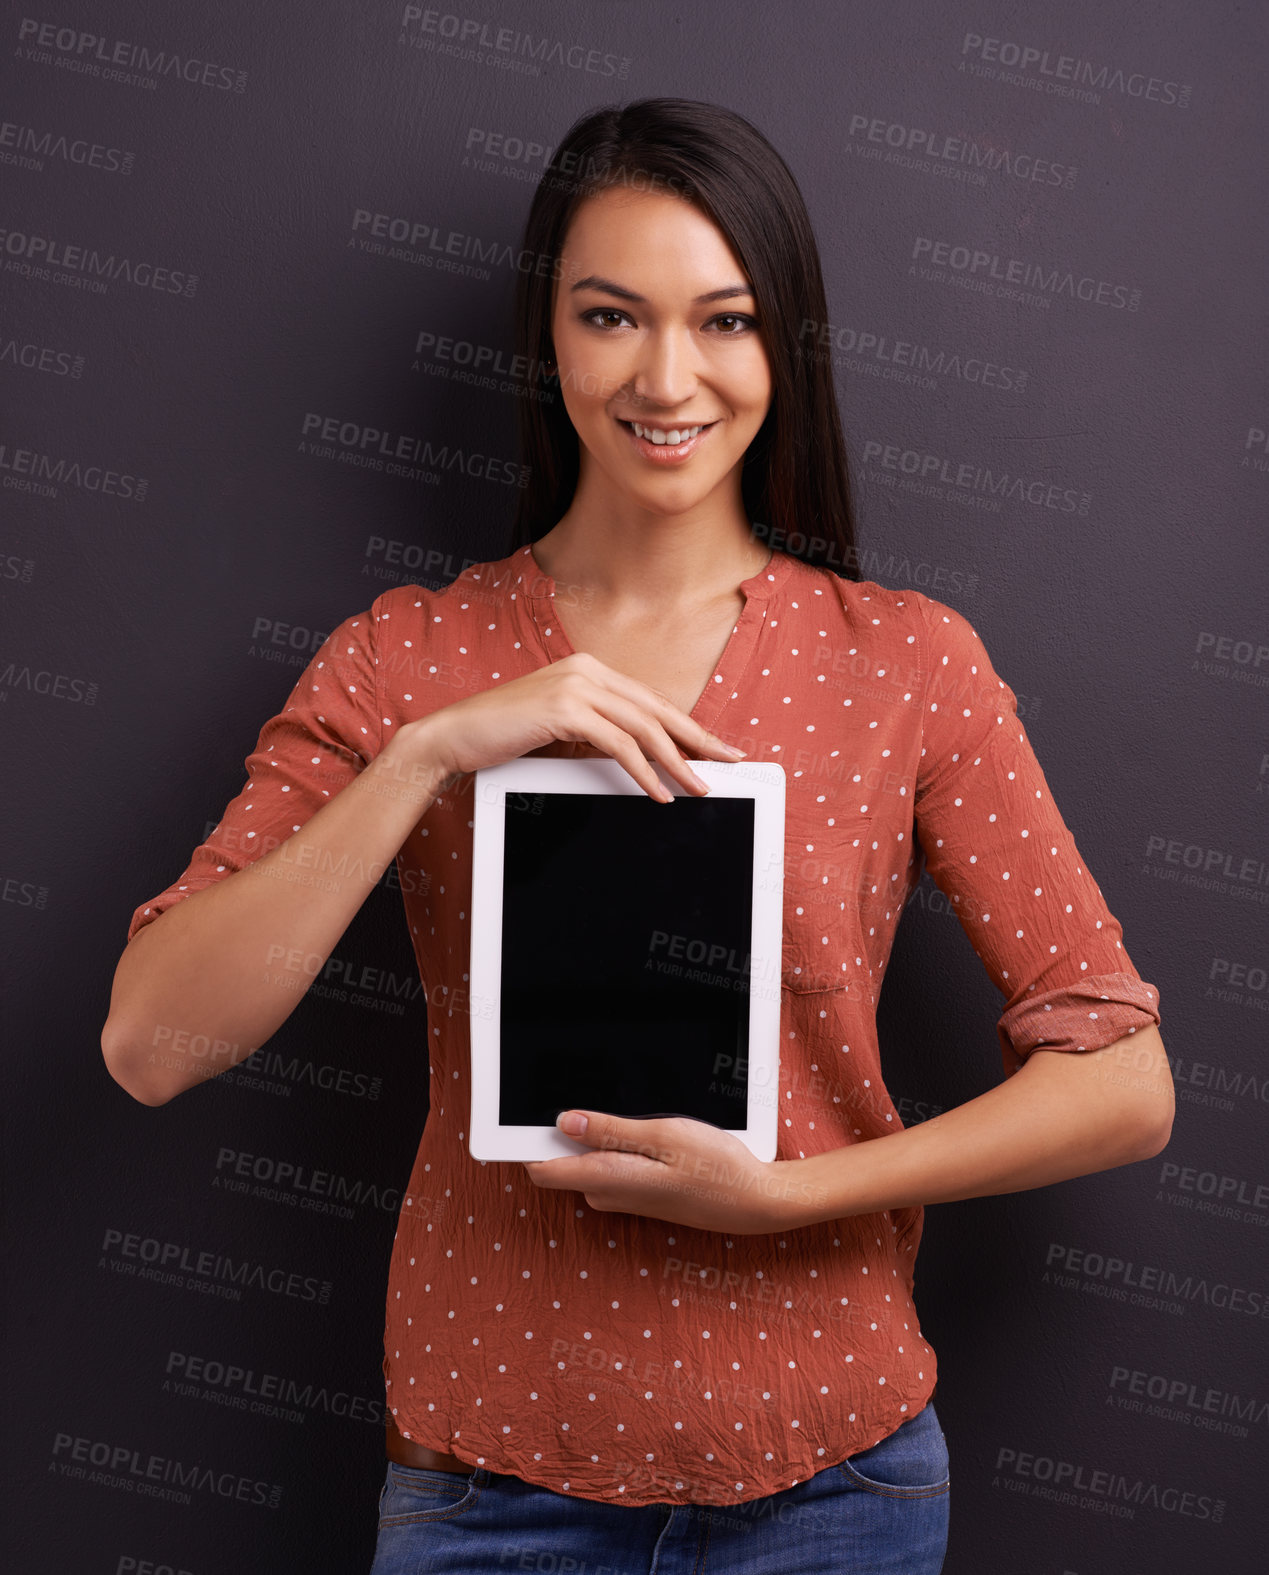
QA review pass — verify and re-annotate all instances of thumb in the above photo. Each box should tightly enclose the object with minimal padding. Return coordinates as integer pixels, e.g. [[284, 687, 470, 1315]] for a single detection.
[[556, 1110, 633, 1153]]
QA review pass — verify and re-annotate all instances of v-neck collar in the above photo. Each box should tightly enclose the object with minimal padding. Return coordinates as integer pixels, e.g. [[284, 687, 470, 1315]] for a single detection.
[[512, 542, 795, 734]]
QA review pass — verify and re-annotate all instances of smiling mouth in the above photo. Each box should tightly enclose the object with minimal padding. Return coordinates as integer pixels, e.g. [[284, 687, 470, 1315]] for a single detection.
[[617, 418, 718, 446]]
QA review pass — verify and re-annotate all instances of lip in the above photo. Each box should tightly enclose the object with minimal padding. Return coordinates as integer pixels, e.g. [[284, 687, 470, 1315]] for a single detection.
[[616, 417, 718, 464]]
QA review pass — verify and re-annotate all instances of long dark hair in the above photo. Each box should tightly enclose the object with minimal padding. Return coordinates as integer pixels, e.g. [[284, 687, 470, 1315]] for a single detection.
[[509, 97, 860, 579]]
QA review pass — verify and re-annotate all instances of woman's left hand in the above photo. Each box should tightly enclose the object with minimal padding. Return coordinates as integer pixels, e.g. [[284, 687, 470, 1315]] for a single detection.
[[523, 1110, 814, 1234]]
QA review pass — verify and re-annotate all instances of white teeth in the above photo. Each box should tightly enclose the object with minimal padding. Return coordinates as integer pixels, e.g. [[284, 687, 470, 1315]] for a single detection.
[[631, 422, 704, 445]]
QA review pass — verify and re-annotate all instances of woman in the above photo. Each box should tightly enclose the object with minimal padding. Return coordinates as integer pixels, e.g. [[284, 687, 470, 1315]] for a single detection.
[[102, 99, 1173, 1573]]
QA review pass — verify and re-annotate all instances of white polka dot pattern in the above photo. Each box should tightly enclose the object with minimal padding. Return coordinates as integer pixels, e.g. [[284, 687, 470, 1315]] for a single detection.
[[124, 544, 1160, 1507], [911, 596, 1160, 1077]]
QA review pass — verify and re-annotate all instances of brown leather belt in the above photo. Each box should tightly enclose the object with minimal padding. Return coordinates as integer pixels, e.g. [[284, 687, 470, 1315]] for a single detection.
[[385, 1418, 470, 1475]]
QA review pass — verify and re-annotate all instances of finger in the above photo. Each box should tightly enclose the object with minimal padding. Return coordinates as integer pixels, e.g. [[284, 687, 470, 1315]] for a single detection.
[[555, 705, 692, 803], [565, 1110, 674, 1162], [563, 655, 749, 761], [524, 1159, 595, 1189], [559, 691, 733, 802]]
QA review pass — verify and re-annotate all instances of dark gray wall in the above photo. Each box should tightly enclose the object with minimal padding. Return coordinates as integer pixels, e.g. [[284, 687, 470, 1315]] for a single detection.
[[3, 2, 1264, 1570]]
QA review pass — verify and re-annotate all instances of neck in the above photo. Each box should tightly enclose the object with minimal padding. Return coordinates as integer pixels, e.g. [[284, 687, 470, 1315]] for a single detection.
[[530, 513, 772, 613]]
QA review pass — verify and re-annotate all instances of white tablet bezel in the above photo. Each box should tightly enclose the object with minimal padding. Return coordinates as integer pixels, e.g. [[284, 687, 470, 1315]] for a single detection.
[[468, 756, 785, 1164]]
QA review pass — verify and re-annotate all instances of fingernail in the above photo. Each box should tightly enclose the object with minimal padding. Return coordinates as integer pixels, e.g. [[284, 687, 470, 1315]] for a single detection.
[[558, 1111, 588, 1135], [720, 743, 747, 757]]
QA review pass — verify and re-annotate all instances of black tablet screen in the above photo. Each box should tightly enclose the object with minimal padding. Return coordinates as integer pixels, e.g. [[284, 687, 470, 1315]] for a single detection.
[[498, 790, 754, 1128]]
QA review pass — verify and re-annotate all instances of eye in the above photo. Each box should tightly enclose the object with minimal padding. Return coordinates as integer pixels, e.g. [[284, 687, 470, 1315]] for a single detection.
[[580, 308, 633, 329], [579, 309, 759, 334], [711, 313, 758, 334]]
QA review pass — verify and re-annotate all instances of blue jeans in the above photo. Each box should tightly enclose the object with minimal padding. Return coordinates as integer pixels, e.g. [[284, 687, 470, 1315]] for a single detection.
[[368, 1399, 949, 1573]]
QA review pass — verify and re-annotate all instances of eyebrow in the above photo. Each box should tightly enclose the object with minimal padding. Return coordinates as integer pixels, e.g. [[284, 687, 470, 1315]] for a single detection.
[[569, 273, 754, 305]]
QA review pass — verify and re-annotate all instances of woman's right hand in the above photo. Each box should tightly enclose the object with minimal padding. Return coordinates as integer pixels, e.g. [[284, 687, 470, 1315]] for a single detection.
[[406, 652, 748, 803]]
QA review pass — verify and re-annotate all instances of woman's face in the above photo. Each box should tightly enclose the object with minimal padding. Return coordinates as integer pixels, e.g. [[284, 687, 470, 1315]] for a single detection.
[[548, 185, 773, 520]]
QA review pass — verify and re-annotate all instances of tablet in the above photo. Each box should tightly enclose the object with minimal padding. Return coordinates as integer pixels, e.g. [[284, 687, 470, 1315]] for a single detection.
[[468, 756, 785, 1163]]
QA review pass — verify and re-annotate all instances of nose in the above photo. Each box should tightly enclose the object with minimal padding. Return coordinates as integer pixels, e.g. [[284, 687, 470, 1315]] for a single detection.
[[630, 328, 699, 412]]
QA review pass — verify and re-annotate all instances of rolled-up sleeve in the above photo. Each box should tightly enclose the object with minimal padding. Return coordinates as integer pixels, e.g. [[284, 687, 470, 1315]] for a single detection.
[[909, 591, 1161, 1078], [125, 602, 385, 943]]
